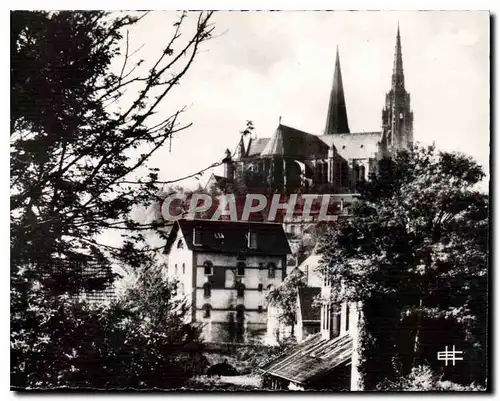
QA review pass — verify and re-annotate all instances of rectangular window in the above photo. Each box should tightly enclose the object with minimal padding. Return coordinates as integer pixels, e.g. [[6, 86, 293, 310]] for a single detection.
[[345, 304, 350, 332], [258, 283, 263, 292], [333, 311, 341, 338], [248, 232, 258, 249], [193, 228, 202, 246], [341, 163, 349, 187], [182, 263, 185, 275], [268, 266, 276, 279], [204, 306, 211, 318], [237, 262, 246, 276], [204, 261, 213, 275], [203, 284, 211, 298], [258, 305, 263, 313]]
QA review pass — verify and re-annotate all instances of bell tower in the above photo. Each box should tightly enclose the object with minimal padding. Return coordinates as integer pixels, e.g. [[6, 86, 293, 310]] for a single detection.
[[382, 25, 414, 151]]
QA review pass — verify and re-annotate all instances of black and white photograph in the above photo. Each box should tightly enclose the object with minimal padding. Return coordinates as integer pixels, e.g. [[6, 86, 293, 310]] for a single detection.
[[10, 8, 490, 392]]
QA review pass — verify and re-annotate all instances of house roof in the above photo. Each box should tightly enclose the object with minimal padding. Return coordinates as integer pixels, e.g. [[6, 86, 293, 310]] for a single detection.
[[298, 254, 322, 271], [204, 173, 227, 191], [298, 287, 321, 322], [260, 124, 329, 159], [259, 333, 353, 385], [164, 219, 291, 256]]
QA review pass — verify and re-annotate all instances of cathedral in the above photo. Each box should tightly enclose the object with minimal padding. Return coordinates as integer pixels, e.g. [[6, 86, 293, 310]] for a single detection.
[[215, 26, 414, 196]]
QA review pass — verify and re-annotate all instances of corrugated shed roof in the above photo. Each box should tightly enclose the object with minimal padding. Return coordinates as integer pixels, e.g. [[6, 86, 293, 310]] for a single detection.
[[165, 219, 291, 256], [319, 132, 382, 160], [261, 124, 329, 159], [298, 287, 321, 322], [260, 333, 353, 385], [245, 138, 270, 157]]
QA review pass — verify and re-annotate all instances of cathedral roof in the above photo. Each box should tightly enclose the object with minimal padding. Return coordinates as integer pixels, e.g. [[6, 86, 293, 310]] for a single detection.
[[260, 124, 329, 159], [246, 137, 270, 157], [318, 132, 382, 160], [243, 126, 382, 161]]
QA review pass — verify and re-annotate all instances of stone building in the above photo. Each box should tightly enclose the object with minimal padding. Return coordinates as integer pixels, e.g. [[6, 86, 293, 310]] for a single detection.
[[164, 218, 290, 342], [219, 26, 413, 202], [259, 26, 413, 391]]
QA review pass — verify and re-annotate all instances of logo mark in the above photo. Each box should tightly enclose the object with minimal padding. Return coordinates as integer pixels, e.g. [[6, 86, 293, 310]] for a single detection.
[[437, 345, 463, 366]]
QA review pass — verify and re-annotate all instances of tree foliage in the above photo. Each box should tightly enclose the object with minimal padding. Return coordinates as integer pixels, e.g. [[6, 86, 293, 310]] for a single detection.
[[266, 268, 306, 336], [317, 144, 488, 388], [11, 10, 214, 388], [12, 264, 205, 389]]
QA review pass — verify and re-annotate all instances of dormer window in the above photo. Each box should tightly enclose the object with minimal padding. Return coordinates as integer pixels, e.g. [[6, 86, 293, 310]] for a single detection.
[[193, 228, 202, 246], [247, 232, 257, 249]]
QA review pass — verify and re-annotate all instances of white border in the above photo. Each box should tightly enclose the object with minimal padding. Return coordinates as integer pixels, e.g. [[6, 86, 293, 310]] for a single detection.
[[3, 2, 496, 400]]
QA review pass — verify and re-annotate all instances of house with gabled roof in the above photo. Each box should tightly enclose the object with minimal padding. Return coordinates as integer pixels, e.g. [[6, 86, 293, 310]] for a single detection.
[[164, 218, 291, 342]]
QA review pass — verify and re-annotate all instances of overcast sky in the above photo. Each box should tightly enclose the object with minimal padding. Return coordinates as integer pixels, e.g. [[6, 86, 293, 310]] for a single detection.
[[125, 10, 489, 190]]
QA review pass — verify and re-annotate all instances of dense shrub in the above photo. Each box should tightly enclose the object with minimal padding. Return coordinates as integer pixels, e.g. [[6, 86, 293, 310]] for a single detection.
[[377, 365, 486, 392]]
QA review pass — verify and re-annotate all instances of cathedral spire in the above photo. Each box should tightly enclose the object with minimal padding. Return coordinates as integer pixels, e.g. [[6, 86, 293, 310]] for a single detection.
[[382, 24, 414, 151], [324, 46, 350, 135], [392, 23, 405, 90]]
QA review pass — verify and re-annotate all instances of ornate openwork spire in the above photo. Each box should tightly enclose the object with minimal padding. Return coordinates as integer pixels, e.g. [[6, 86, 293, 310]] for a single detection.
[[391, 23, 405, 90]]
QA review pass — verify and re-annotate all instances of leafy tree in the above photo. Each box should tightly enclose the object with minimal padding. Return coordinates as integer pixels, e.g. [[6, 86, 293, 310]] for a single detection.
[[317, 144, 488, 389], [12, 263, 205, 389], [11, 10, 215, 388], [266, 268, 307, 337]]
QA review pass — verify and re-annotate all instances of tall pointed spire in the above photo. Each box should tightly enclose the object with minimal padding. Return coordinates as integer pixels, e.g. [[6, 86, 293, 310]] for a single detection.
[[382, 24, 413, 151], [391, 23, 405, 90], [324, 46, 350, 135]]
